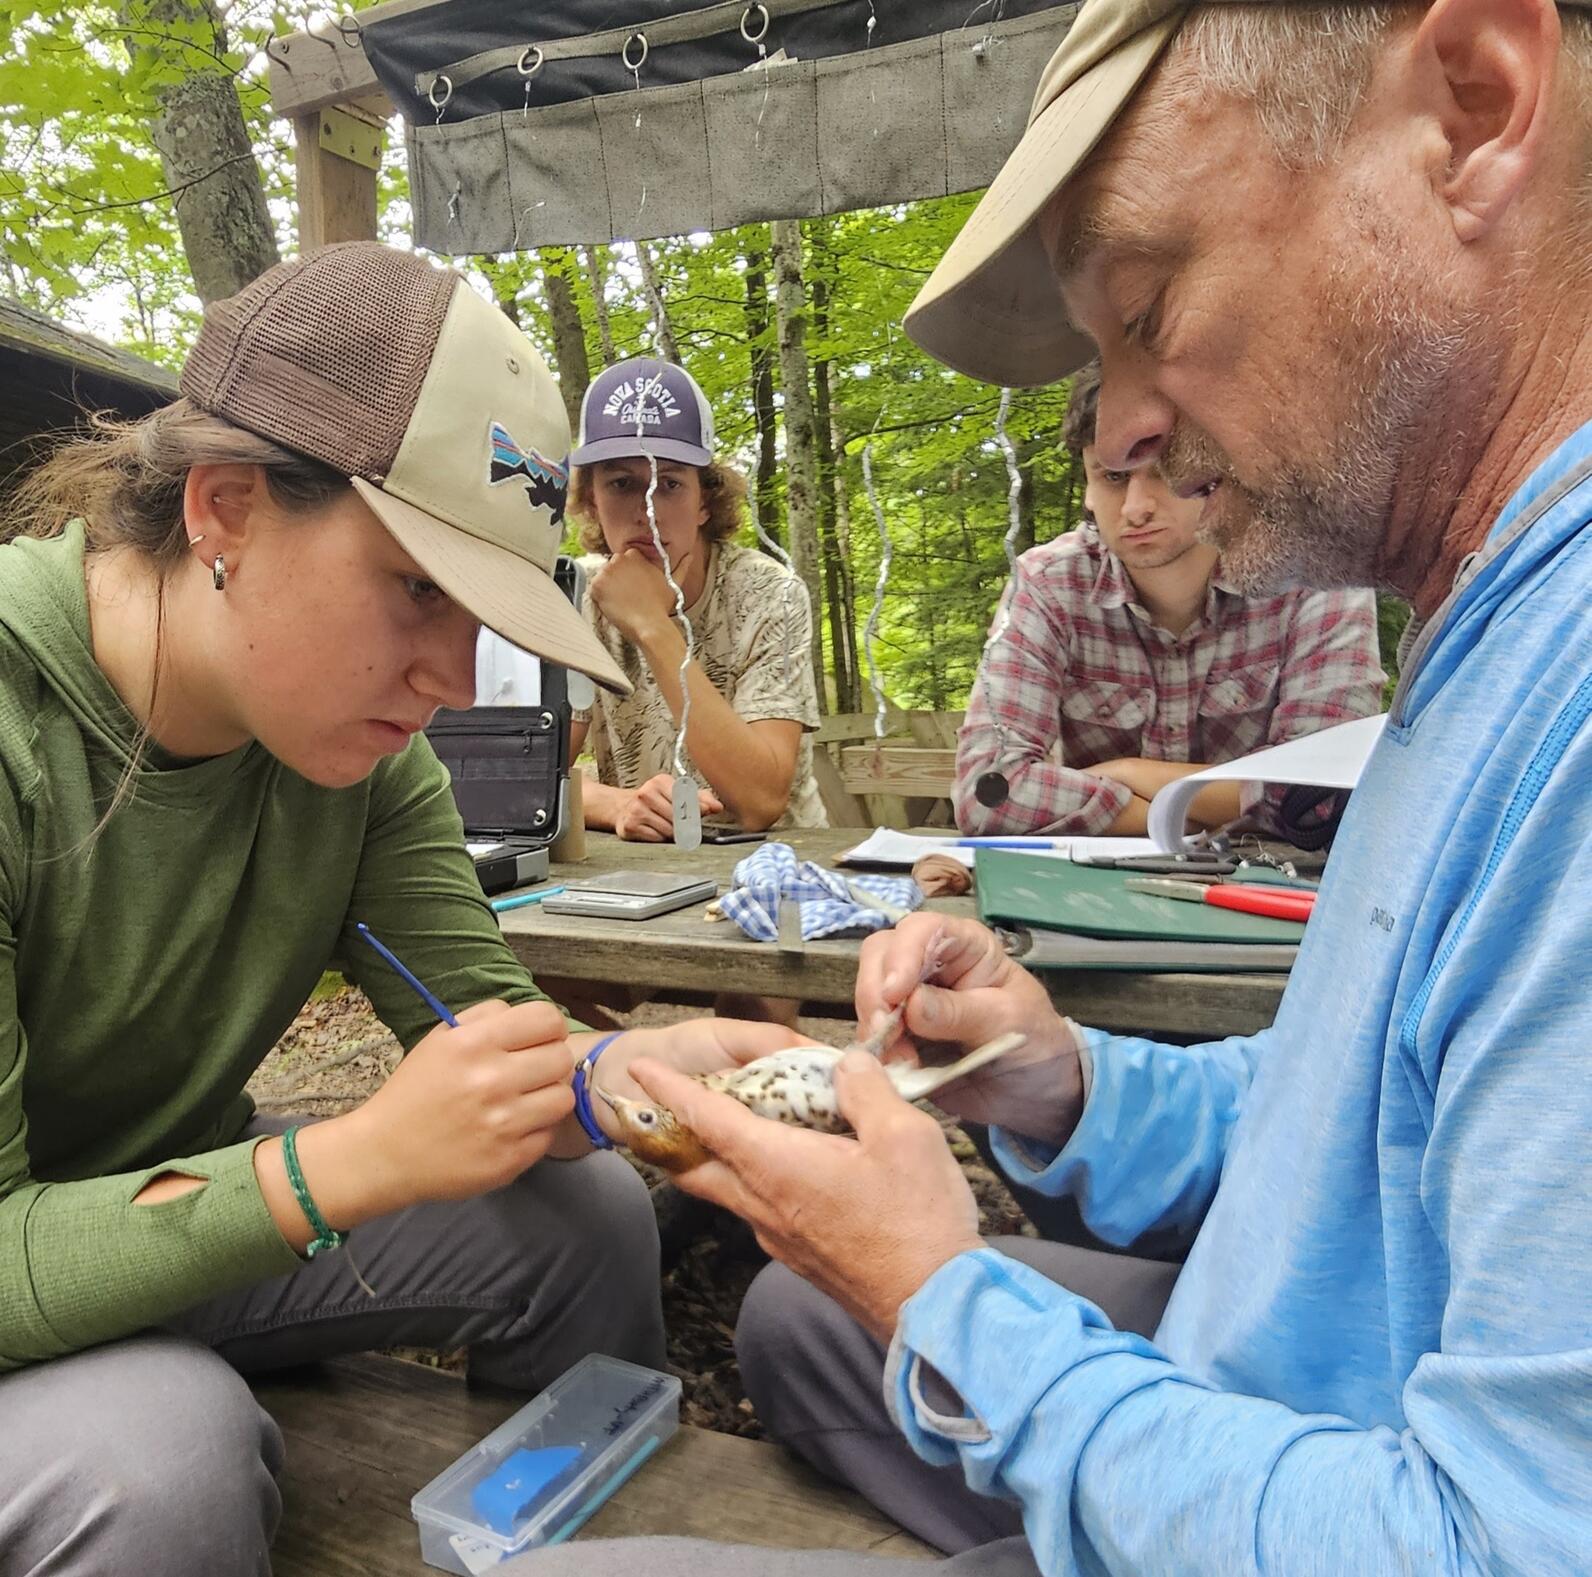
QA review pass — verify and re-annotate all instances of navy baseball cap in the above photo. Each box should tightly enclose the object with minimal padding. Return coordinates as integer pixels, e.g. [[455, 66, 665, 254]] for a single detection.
[[570, 356, 715, 467]]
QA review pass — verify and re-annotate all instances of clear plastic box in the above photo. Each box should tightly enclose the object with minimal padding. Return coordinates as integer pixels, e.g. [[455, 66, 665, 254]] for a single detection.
[[411, 1353, 681, 1574]]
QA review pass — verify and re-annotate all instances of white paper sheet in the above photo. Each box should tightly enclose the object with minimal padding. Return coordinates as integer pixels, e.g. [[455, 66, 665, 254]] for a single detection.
[[1146, 713, 1388, 853], [837, 829, 1163, 871]]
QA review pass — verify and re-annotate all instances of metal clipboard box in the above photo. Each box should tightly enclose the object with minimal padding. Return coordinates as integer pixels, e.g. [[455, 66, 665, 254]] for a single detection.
[[425, 558, 583, 897]]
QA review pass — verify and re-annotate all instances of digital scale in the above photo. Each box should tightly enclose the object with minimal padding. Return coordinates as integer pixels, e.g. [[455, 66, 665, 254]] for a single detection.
[[540, 871, 717, 921]]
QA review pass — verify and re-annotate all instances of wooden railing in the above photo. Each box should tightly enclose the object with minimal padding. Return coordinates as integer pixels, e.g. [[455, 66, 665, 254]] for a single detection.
[[811, 707, 964, 828]]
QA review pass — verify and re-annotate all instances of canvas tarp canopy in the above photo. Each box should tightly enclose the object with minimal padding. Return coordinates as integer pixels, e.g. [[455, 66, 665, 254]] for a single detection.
[[355, 0, 1079, 253]]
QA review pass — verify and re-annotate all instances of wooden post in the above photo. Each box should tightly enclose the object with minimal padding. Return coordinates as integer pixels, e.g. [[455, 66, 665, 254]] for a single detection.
[[293, 106, 383, 250]]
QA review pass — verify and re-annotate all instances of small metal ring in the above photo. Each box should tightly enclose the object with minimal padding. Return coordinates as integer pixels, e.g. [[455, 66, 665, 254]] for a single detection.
[[517, 44, 544, 76], [336, 15, 363, 47], [740, 3, 770, 44], [427, 73, 453, 110], [621, 31, 649, 72]]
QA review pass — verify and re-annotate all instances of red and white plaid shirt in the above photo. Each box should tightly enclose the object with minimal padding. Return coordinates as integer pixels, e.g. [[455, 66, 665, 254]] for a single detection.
[[954, 524, 1386, 836]]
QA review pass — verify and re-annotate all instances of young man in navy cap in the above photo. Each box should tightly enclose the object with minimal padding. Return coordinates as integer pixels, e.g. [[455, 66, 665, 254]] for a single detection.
[[567, 356, 826, 840]]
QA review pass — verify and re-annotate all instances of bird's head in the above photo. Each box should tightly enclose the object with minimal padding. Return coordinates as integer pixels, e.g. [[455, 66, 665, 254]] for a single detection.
[[595, 1086, 712, 1172]]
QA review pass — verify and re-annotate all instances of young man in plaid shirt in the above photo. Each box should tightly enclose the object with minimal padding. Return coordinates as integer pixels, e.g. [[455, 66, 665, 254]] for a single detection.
[[954, 363, 1385, 837]]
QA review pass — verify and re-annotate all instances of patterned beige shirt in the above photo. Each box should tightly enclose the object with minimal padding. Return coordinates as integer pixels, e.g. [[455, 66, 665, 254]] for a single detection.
[[574, 543, 827, 829]]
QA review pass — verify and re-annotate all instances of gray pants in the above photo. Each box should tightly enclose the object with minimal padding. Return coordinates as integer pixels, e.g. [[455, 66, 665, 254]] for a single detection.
[[0, 1117, 663, 1577], [505, 1238, 1178, 1577]]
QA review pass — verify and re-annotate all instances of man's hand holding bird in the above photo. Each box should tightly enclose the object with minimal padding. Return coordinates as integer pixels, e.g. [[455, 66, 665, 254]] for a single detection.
[[628, 1049, 983, 1343]]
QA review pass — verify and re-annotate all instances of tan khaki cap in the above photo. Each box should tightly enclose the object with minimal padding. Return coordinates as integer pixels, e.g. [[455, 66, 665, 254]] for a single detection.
[[182, 242, 630, 695], [904, 0, 1189, 387], [904, 0, 1591, 387]]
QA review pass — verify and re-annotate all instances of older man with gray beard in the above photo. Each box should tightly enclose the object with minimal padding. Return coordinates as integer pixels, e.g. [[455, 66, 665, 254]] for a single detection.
[[510, 3, 1592, 1575]]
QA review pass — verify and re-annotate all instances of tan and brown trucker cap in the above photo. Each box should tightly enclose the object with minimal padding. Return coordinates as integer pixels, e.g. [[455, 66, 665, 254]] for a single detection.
[[903, 0, 1592, 388], [181, 241, 629, 695]]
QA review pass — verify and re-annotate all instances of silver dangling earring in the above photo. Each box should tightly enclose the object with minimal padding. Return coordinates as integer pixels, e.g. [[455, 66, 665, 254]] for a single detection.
[[212, 554, 227, 592]]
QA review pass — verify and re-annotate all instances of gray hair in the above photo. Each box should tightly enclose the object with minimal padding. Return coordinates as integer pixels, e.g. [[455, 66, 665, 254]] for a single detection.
[[1166, 4, 1592, 234]]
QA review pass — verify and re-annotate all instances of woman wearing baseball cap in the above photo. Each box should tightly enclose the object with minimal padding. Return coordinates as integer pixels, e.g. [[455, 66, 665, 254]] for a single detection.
[[0, 243, 799, 1575], [565, 355, 827, 842]]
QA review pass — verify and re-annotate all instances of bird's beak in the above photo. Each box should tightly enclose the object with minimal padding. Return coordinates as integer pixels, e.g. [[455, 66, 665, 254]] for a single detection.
[[594, 1085, 617, 1111]]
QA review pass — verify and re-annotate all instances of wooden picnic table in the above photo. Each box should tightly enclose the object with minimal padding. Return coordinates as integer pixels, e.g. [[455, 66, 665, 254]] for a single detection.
[[499, 829, 1295, 1041]]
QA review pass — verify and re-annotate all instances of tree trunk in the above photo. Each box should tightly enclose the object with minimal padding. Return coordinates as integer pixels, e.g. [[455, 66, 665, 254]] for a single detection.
[[541, 248, 590, 434], [484, 262, 520, 326], [831, 417, 861, 712], [1059, 444, 1085, 536], [582, 244, 618, 365], [634, 241, 681, 363], [742, 231, 780, 545], [770, 219, 825, 703], [1015, 435, 1043, 556], [808, 223, 855, 713], [123, 0, 279, 303]]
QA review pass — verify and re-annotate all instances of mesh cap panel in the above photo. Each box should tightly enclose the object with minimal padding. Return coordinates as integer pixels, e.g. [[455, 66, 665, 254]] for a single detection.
[[180, 242, 457, 479]]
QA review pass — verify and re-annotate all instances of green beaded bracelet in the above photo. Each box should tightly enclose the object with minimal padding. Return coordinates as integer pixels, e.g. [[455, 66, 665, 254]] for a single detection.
[[281, 1125, 346, 1258]]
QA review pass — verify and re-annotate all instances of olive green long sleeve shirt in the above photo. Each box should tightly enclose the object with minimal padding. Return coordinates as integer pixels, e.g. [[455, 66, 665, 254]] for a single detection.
[[0, 524, 551, 1370]]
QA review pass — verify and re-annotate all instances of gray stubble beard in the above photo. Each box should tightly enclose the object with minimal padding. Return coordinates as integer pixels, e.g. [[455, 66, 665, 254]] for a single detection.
[[1171, 262, 1488, 597]]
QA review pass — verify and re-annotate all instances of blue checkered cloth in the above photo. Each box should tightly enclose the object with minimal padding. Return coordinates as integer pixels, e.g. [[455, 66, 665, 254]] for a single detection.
[[716, 842, 923, 942]]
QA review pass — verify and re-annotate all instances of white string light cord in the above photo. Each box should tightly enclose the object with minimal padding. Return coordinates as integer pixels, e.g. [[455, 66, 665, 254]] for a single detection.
[[625, 31, 649, 217], [633, 383, 696, 784], [967, 386, 1027, 806], [860, 441, 894, 741], [624, 291, 701, 844]]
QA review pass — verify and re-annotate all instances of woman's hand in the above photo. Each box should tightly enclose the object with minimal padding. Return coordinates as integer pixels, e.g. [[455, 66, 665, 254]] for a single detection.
[[298, 1000, 580, 1222], [595, 1017, 817, 1101], [856, 913, 1086, 1150], [544, 1016, 818, 1157], [614, 773, 723, 841]]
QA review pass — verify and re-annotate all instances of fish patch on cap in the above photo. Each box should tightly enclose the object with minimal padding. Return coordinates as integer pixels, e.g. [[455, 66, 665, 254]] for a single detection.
[[488, 419, 568, 526]]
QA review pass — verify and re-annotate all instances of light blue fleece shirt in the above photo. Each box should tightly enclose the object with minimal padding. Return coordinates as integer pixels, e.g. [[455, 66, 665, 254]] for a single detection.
[[888, 423, 1592, 1576]]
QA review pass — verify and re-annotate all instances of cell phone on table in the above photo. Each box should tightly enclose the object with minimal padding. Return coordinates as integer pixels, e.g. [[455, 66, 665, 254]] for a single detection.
[[699, 825, 768, 845]]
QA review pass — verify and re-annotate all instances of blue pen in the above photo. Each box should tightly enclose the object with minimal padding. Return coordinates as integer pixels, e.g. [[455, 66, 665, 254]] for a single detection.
[[355, 922, 459, 1027], [491, 885, 567, 914], [953, 836, 1064, 850]]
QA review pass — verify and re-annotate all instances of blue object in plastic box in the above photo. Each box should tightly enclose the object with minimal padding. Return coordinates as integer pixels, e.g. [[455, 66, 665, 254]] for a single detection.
[[411, 1353, 681, 1574]]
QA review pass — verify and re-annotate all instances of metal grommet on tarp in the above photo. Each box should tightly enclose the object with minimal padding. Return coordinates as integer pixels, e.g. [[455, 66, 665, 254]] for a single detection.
[[740, 4, 770, 44], [427, 71, 454, 121]]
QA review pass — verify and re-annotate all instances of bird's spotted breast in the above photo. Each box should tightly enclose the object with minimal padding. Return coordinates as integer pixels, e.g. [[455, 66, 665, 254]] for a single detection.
[[698, 1049, 850, 1132]]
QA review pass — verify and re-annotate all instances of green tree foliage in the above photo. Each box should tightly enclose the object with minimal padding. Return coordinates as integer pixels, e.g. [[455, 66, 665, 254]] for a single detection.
[[3, 19, 1405, 715], [0, 0, 392, 357], [476, 205, 1087, 714]]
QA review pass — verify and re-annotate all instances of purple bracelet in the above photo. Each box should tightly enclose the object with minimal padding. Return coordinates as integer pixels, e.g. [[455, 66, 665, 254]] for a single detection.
[[572, 1032, 622, 1150]]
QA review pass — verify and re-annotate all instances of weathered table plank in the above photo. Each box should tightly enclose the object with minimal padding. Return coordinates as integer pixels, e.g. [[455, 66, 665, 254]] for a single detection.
[[254, 1355, 933, 1574], [499, 829, 1291, 1039]]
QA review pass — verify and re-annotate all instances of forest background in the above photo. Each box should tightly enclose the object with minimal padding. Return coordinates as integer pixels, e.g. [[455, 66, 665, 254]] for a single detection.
[[1, 0, 1408, 717]]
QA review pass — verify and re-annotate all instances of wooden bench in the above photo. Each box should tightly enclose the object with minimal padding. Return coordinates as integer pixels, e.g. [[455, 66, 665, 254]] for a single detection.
[[254, 1354, 935, 1573]]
